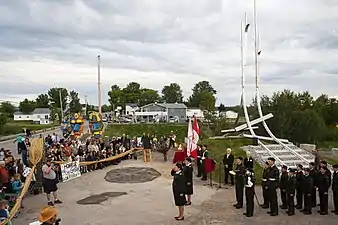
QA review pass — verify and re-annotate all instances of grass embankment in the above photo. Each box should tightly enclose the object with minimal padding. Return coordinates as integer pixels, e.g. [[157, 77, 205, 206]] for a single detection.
[[104, 124, 207, 143], [0, 121, 57, 136], [202, 139, 263, 185]]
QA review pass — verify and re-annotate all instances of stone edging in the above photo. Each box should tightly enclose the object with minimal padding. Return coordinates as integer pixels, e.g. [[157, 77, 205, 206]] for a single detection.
[[0, 126, 59, 142]]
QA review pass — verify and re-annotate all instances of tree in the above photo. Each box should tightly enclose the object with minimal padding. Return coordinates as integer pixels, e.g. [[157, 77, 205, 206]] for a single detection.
[[139, 89, 160, 106], [101, 104, 111, 113], [0, 114, 7, 133], [48, 87, 68, 110], [68, 90, 82, 113], [199, 91, 216, 111], [19, 98, 36, 113], [187, 81, 217, 108], [0, 101, 16, 118], [161, 83, 183, 103], [108, 85, 124, 109], [36, 94, 50, 108], [123, 82, 142, 104], [218, 103, 226, 111]]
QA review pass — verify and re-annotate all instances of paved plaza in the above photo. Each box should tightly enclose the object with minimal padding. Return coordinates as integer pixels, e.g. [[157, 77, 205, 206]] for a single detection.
[[12, 152, 338, 225]]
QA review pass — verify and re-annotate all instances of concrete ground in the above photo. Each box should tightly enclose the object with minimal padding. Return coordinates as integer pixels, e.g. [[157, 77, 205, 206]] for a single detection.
[[14, 152, 338, 225]]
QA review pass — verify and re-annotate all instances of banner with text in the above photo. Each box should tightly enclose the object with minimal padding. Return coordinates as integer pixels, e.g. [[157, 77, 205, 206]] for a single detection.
[[60, 161, 81, 182]]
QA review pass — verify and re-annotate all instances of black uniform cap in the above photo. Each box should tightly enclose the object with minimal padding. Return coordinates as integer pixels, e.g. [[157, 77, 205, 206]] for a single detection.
[[297, 164, 303, 169], [289, 168, 296, 173], [267, 157, 275, 161], [175, 162, 183, 170], [185, 157, 192, 163], [303, 168, 310, 172], [237, 156, 243, 161], [321, 160, 327, 165], [333, 164, 338, 169], [309, 162, 315, 166], [282, 165, 288, 170]]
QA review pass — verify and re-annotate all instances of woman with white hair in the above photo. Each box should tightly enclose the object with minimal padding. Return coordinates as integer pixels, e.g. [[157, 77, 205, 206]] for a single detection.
[[244, 151, 254, 170]]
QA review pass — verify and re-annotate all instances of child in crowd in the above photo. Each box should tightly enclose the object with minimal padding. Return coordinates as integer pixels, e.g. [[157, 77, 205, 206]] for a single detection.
[[0, 200, 12, 225]]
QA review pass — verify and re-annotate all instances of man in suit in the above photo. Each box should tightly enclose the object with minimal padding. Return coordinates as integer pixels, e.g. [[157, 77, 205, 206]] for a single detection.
[[244, 151, 254, 170], [222, 148, 234, 185]]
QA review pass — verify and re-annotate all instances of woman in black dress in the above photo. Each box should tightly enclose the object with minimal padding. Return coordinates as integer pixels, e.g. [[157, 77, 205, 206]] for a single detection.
[[171, 162, 186, 221], [183, 157, 193, 205]]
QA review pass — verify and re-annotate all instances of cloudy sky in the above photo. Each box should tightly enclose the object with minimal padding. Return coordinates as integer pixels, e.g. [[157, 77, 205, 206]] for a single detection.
[[0, 0, 337, 106]]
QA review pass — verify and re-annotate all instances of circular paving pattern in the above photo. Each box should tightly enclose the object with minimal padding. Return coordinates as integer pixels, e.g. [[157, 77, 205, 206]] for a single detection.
[[104, 167, 161, 183], [77, 192, 127, 205]]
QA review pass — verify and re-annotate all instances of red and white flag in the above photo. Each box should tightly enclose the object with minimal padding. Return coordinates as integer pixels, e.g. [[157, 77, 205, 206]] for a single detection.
[[188, 116, 200, 159]]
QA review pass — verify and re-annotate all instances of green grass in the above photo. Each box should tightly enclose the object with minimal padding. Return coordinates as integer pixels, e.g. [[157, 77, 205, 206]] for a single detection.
[[0, 121, 57, 136], [201, 138, 263, 185]]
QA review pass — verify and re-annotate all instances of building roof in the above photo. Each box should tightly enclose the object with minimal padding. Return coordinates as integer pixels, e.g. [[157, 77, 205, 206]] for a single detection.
[[141, 102, 187, 109], [13, 111, 31, 116], [126, 103, 138, 108], [32, 108, 51, 114]]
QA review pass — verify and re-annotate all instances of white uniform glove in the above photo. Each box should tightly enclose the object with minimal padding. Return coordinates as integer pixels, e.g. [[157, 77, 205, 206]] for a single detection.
[[229, 170, 236, 175]]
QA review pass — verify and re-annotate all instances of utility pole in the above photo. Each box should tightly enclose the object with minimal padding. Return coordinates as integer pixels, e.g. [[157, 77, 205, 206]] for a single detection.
[[59, 89, 64, 122], [97, 55, 102, 115]]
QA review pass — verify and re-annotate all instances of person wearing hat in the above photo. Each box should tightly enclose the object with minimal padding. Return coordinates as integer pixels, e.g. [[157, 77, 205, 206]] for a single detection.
[[230, 156, 245, 209], [295, 164, 304, 209], [243, 167, 255, 217], [317, 166, 330, 215], [38, 206, 60, 225], [266, 157, 279, 216], [222, 148, 234, 185], [279, 165, 288, 210], [302, 168, 313, 215], [332, 164, 338, 215], [171, 162, 186, 221], [183, 157, 193, 205], [260, 161, 270, 209], [286, 168, 297, 216], [309, 162, 319, 207]]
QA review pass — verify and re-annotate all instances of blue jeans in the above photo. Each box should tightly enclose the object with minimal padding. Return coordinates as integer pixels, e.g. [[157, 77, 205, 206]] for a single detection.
[[22, 150, 28, 166]]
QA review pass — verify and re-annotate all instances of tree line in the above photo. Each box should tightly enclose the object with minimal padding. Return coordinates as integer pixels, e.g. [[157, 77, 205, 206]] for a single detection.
[[107, 81, 218, 111], [0, 87, 83, 130]]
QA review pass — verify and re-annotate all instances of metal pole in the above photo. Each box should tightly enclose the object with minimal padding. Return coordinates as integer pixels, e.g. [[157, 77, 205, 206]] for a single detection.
[[97, 55, 102, 116], [59, 89, 64, 121]]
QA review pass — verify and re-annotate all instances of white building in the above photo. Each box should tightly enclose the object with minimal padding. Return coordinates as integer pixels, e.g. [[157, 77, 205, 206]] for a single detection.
[[186, 108, 204, 118], [13, 108, 51, 124], [222, 110, 238, 119], [125, 103, 139, 115]]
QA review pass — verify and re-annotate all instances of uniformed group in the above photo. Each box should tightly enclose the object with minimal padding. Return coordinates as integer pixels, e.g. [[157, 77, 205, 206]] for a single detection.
[[232, 154, 338, 218]]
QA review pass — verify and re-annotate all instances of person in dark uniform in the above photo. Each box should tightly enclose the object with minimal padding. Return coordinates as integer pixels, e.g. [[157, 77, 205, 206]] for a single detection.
[[286, 168, 297, 216], [183, 157, 193, 206], [243, 168, 255, 217], [309, 162, 319, 207], [261, 161, 270, 209], [295, 164, 304, 209], [171, 162, 186, 221], [243, 151, 254, 170], [196, 145, 203, 177], [201, 145, 208, 181], [222, 148, 234, 185], [280, 165, 288, 209], [317, 166, 330, 215], [332, 164, 338, 215], [302, 168, 313, 215], [266, 157, 279, 216], [231, 156, 245, 209]]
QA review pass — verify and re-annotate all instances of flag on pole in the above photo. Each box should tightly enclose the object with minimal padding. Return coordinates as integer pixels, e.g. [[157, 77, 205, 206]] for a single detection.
[[186, 117, 193, 156], [190, 116, 200, 159]]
